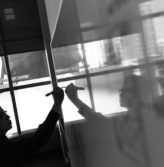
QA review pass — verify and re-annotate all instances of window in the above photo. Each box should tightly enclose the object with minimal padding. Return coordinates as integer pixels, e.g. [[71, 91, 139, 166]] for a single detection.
[[1, 0, 164, 139], [51, 0, 164, 124], [51, 1, 164, 167], [0, 50, 52, 137]]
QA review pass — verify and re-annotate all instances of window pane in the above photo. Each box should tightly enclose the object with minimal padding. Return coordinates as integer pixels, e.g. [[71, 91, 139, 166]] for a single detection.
[[140, 0, 164, 16], [14, 85, 53, 131], [91, 69, 151, 116], [151, 16, 164, 59], [84, 34, 144, 72], [154, 63, 164, 96], [58, 79, 91, 123], [0, 57, 9, 89], [82, 29, 108, 42], [91, 72, 125, 115], [8, 50, 50, 86], [0, 92, 17, 137], [53, 44, 86, 80], [142, 17, 164, 59]]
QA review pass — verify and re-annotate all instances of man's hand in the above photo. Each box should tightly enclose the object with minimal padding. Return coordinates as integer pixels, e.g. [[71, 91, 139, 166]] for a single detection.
[[65, 83, 79, 103], [51, 87, 64, 106]]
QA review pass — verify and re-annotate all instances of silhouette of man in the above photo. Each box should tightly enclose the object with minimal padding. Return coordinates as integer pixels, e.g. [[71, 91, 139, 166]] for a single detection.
[[0, 87, 64, 167]]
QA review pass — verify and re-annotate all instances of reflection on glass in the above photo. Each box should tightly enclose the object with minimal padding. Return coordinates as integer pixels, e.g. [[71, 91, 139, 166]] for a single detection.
[[90, 68, 148, 116], [0, 92, 17, 137], [91, 72, 126, 115], [82, 28, 108, 42], [153, 16, 164, 58], [141, 2, 164, 60], [0, 57, 9, 89], [113, 34, 144, 66], [84, 34, 143, 71], [140, 0, 164, 16], [63, 71, 153, 167], [76, 0, 102, 27], [58, 79, 91, 123], [8, 50, 50, 86], [143, 18, 160, 58], [53, 44, 85, 79], [53, 34, 144, 79], [15, 85, 53, 131], [50, 0, 164, 167], [154, 64, 164, 95], [84, 39, 109, 69]]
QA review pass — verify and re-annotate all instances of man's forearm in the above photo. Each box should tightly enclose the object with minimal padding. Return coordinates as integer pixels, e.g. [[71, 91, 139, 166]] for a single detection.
[[52, 104, 62, 113], [44, 106, 60, 126], [71, 98, 94, 118]]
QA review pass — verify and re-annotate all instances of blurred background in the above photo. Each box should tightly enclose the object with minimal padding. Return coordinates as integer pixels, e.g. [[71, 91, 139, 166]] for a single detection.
[[0, 0, 164, 167]]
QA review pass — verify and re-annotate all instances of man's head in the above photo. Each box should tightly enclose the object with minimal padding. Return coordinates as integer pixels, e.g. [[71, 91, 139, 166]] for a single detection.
[[119, 74, 150, 108], [0, 107, 12, 135]]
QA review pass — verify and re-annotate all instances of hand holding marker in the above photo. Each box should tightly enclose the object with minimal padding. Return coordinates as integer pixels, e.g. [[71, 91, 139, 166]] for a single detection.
[[45, 86, 85, 97]]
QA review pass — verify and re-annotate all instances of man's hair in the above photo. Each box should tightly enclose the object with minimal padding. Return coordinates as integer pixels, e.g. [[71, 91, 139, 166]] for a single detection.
[[0, 107, 5, 120], [123, 74, 151, 102]]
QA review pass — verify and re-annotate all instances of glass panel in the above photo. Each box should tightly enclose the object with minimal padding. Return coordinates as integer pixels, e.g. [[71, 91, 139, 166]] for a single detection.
[[81, 28, 108, 42], [91, 72, 125, 115], [76, 0, 102, 27], [141, 64, 164, 167], [8, 50, 50, 86], [64, 69, 154, 167], [140, 0, 164, 16], [0, 92, 17, 137], [15, 84, 53, 131], [154, 63, 164, 96], [84, 34, 144, 72], [58, 78, 91, 123], [141, 0, 164, 61], [90, 69, 151, 116], [53, 44, 86, 80], [76, 0, 140, 27], [83, 39, 109, 69], [58, 1, 164, 167], [152, 16, 164, 59], [0, 57, 9, 89]]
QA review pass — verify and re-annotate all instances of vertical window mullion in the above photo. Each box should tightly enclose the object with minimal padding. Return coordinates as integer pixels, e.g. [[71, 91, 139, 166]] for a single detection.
[[6, 57, 21, 135], [0, 17, 21, 135], [73, 0, 96, 111]]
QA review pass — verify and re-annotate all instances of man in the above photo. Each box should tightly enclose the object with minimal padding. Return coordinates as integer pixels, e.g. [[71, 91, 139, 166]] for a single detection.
[[0, 87, 64, 167], [65, 75, 151, 167]]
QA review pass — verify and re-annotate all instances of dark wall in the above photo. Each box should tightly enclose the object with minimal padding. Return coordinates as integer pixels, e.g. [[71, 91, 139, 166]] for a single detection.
[[11, 126, 65, 167], [0, 0, 44, 55]]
